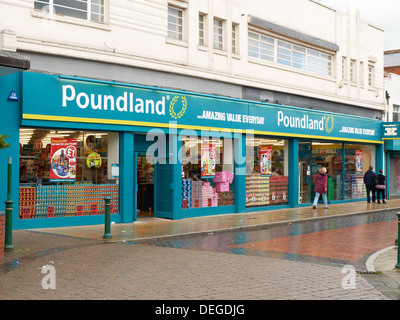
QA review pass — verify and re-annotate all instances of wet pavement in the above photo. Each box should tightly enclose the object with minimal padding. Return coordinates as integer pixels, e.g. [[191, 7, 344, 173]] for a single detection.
[[0, 200, 400, 300]]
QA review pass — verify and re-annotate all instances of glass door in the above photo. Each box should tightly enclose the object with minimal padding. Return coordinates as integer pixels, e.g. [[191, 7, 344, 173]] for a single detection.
[[298, 141, 312, 204]]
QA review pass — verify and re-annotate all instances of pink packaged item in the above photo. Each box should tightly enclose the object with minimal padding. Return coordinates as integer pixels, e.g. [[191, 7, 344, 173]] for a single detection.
[[215, 182, 230, 192], [214, 171, 234, 183]]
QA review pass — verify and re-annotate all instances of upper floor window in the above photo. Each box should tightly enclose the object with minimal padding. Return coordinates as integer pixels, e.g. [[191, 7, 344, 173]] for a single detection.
[[249, 31, 333, 77], [199, 13, 206, 46], [350, 60, 356, 83], [359, 62, 364, 86], [248, 32, 274, 62], [168, 5, 184, 41], [341, 57, 347, 81], [34, 0, 104, 23], [368, 65, 375, 87], [232, 23, 239, 54], [213, 18, 224, 50], [393, 105, 400, 122]]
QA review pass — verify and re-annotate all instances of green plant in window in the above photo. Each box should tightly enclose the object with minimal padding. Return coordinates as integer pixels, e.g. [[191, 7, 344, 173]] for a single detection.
[[0, 134, 10, 149]]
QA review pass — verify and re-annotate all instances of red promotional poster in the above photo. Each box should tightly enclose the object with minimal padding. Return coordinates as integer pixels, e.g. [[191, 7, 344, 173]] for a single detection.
[[201, 143, 216, 178], [50, 138, 77, 182], [259, 146, 272, 175], [355, 149, 363, 173]]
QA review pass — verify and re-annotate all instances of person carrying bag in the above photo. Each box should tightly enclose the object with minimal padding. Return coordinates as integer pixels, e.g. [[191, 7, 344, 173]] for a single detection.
[[312, 167, 328, 209], [375, 169, 386, 204]]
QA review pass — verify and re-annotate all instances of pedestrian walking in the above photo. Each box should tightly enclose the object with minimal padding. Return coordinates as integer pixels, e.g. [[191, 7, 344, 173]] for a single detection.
[[363, 165, 376, 203], [312, 167, 328, 209], [375, 169, 386, 204]]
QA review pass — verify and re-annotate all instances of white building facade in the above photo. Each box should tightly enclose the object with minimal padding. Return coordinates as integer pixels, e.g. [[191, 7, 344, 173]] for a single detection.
[[0, 0, 385, 114]]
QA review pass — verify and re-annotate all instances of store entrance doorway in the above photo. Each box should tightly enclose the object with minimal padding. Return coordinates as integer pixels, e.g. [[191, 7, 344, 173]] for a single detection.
[[298, 141, 312, 204], [136, 153, 154, 217]]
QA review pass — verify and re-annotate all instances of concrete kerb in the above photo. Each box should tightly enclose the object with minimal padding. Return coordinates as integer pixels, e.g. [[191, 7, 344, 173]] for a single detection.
[[366, 246, 397, 272]]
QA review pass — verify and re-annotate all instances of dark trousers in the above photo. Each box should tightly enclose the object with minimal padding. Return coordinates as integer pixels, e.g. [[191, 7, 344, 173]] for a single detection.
[[376, 188, 385, 201], [366, 185, 375, 203]]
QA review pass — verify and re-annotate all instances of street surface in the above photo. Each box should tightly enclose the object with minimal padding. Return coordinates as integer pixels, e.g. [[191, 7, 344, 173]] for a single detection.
[[0, 210, 398, 305]]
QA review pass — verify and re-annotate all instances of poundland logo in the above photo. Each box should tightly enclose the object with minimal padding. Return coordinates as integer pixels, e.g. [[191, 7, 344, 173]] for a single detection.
[[62, 85, 166, 116], [277, 111, 326, 132]]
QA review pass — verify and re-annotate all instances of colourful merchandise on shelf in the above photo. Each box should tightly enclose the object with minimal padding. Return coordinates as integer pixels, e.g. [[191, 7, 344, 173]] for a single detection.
[[19, 184, 119, 219]]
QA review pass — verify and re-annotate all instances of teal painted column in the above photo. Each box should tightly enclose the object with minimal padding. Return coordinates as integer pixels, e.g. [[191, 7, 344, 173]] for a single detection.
[[342, 143, 345, 200], [288, 139, 299, 208], [234, 133, 246, 213], [169, 131, 182, 220], [119, 132, 134, 223], [0, 73, 22, 230], [386, 150, 390, 200], [376, 144, 384, 173]]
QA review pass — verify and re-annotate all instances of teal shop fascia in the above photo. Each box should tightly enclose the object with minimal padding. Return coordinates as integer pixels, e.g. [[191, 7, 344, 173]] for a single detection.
[[0, 71, 384, 229]]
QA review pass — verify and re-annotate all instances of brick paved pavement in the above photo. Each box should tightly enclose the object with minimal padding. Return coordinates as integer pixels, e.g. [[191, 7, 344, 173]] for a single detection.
[[0, 230, 390, 300], [1, 203, 400, 301]]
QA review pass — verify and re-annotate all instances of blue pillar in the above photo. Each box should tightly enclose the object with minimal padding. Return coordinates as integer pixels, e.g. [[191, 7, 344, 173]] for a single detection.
[[119, 132, 134, 223], [234, 133, 246, 213], [385, 149, 390, 200], [288, 138, 299, 208], [169, 130, 183, 220], [342, 143, 345, 200], [375, 144, 384, 173], [0, 73, 22, 230]]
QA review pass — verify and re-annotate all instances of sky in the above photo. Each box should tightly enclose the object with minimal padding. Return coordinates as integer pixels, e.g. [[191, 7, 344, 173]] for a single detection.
[[317, 0, 400, 50]]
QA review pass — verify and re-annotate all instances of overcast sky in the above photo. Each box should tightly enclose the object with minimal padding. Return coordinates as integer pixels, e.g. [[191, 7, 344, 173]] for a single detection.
[[317, 0, 400, 50]]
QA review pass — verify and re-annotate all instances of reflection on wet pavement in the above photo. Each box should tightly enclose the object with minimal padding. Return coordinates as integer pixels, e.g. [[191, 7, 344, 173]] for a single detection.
[[134, 211, 397, 268]]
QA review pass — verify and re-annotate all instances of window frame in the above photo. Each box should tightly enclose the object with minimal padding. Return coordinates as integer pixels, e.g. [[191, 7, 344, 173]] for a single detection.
[[350, 59, 356, 83], [368, 65, 375, 87], [248, 30, 333, 77], [199, 13, 207, 47], [213, 18, 225, 51], [232, 22, 239, 54], [34, 0, 105, 24], [341, 57, 347, 81], [168, 5, 184, 41], [393, 105, 400, 122]]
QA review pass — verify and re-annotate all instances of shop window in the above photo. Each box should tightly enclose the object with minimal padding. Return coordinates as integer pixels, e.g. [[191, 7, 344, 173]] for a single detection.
[[299, 141, 376, 203], [18, 129, 119, 219], [246, 138, 288, 207], [311, 142, 343, 201], [181, 136, 235, 209], [344, 144, 375, 200]]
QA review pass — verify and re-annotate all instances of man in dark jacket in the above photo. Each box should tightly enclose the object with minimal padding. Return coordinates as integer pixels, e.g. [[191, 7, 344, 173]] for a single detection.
[[364, 166, 376, 203]]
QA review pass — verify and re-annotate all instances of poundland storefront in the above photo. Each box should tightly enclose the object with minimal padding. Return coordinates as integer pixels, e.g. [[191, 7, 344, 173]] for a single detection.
[[0, 71, 383, 230]]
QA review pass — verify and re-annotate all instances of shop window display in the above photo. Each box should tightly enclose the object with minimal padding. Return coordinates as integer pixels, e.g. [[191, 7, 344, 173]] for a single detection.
[[311, 143, 342, 201], [181, 137, 235, 209], [246, 138, 288, 207], [306, 142, 375, 202], [344, 144, 375, 199], [18, 129, 119, 219]]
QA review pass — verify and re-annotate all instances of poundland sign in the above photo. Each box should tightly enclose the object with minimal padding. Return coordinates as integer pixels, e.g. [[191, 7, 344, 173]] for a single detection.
[[62, 84, 167, 115], [277, 111, 325, 132], [21, 72, 382, 142]]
